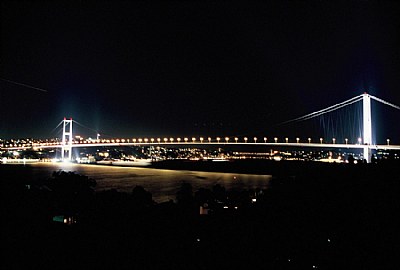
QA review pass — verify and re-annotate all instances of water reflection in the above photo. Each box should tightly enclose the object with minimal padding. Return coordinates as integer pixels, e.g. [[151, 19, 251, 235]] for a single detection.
[[26, 163, 272, 203]]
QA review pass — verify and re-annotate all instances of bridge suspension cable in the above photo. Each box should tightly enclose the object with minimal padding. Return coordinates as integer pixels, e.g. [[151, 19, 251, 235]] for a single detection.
[[50, 120, 64, 135], [279, 94, 363, 125], [370, 95, 400, 110], [72, 120, 116, 139]]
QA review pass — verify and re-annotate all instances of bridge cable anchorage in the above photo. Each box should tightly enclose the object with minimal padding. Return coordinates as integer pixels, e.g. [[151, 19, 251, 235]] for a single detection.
[[370, 95, 400, 110], [278, 95, 363, 126]]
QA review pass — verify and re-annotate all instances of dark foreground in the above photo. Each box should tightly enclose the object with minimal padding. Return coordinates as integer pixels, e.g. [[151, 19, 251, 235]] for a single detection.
[[2, 160, 399, 269]]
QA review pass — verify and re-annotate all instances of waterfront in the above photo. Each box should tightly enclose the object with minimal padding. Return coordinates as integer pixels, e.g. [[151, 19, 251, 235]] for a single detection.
[[4, 162, 272, 203]]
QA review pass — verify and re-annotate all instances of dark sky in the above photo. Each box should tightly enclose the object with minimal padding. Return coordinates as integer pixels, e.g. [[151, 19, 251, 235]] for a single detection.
[[1, 1, 400, 143]]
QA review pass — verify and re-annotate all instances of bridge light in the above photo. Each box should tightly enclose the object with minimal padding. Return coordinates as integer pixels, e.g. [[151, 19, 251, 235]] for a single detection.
[[138, 138, 143, 143], [151, 138, 154, 143], [157, 138, 161, 143], [264, 137, 267, 143], [244, 137, 248, 143], [387, 138, 390, 145], [345, 138, 348, 145], [320, 138, 323, 144], [169, 138, 174, 143], [177, 138, 181, 142], [225, 137, 230, 143], [200, 137, 204, 143], [121, 139, 125, 143], [133, 138, 137, 143], [296, 137, 300, 143], [274, 137, 278, 143], [184, 137, 189, 143], [192, 137, 196, 143], [358, 137, 362, 144], [144, 138, 148, 143], [235, 137, 238, 143], [254, 137, 257, 143], [217, 137, 221, 143], [285, 137, 288, 143], [208, 137, 212, 143], [164, 138, 168, 143], [332, 138, 336, 144]]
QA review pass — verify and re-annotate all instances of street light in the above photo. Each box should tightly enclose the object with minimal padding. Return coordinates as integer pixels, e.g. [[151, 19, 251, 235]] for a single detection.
[[264, 137, 267, 143], [308, 138, 311, 144], [151, 138, 154, 143], [345, 138, 348, 145], [192, 137, 196, 143], [254, 137, 257, 143], [169, 138, 174, 143], [217, 137, 221, 143], [225, 137, 230, 143], [320, 138, 323, 144], [163, 138, 168, 143], [387, 138, 390, 145], [332, 138, 336, 144], [274, 137, 278, 143], [184, 138, 189, 143], [235, 137, 238, 143], [200, 137, 204, 143], [244, 137, 248, 143], [296, 137, 300, 143], [358, 137, 362, 145], [285, 137, 288, 143], [157, 138, 161, 143], [208, 137, 212, 143], [177, 138, 181, 143]]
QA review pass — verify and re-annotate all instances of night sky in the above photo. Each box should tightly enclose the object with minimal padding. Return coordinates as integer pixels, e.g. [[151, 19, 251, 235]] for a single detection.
[[1, 1, 400, 143]]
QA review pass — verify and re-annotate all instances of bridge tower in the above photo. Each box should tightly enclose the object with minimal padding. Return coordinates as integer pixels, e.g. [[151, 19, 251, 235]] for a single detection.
[[362, 93, 372, 162], [62, 118, 73, 161]]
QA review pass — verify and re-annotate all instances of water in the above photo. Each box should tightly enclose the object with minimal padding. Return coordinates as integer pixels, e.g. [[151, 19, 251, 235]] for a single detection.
[[16, 163, 272, 203]]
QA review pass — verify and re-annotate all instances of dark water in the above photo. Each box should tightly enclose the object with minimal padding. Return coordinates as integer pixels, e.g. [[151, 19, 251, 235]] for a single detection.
[[9, 163, 271, 203]]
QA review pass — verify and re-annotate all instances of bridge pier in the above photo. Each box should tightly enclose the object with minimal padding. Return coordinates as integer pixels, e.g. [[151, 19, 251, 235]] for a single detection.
[[363, 93, 372, 163], [62, 118, 73, 161]]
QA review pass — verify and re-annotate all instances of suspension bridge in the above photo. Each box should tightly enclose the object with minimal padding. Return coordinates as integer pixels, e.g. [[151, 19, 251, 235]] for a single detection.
[[2, 93, 400, 163]]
